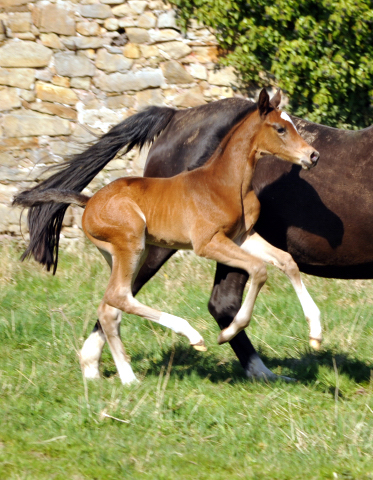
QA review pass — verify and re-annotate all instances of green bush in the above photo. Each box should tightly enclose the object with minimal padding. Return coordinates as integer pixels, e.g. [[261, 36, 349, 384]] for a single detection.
[[171, 0, 373, 128]]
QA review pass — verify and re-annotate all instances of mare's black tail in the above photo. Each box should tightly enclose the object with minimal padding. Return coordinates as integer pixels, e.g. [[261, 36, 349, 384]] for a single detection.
[[13, 106, 177, 273]]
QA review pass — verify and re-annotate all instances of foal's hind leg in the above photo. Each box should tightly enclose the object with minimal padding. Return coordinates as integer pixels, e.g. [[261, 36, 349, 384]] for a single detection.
[[85, 239, 144, 385], [239, 231, 322, 349], [100, 242, 206, 365], [79, 248, 122, 380], [79, 248, 136, 383], [81, 286, 138, 385], [80, 320, 107, 379], [80, 246, 178, 379], [97, 299, 138, 385], [86, 238, 205, 385]]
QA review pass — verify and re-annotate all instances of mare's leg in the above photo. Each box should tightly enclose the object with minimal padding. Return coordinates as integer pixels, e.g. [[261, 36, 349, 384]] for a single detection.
[[135, 247, 279, 379], [240, 231, 322, 349], [132, 246, 177, 295], [209, 264, 282, 380], [196, 232, 268, 344]]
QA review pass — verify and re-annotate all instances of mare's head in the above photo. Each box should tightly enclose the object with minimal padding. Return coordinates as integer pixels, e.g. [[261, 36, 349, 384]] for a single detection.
[[254, 89, 319, 170]]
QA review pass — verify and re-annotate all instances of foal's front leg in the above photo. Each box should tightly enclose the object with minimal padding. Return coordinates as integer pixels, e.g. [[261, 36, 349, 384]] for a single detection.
[[239, 230, 322, 349], [196, 231, 268, 344], [208, 264, 288, 380]]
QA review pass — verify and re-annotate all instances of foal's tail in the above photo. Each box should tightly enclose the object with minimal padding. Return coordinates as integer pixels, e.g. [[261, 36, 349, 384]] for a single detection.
[[13, 106, 177, 274], [13, 189, 90, 208]]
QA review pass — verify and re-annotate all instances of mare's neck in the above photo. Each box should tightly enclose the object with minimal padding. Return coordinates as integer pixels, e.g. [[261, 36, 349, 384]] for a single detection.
[[204, 110, 260, 198]]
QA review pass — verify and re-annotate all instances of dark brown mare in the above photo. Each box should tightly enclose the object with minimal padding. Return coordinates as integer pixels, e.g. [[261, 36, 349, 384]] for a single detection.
[[135, 98, 373, 381], [14, 90, 320, 384], [15, 91, 371, 382]]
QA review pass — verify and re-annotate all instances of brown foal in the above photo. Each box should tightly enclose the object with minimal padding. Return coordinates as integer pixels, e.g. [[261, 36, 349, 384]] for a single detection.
[[76, 89, 318, 383], [15, 89, 320, 384]]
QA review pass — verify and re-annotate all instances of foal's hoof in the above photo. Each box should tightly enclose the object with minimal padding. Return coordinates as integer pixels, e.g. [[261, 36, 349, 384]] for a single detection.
[[309, 337, 322, 350], [192, 340, 207, 352]]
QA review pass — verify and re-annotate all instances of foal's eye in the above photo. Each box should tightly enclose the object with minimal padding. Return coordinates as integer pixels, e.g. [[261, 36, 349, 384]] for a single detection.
[[276, 126, 286, 134]]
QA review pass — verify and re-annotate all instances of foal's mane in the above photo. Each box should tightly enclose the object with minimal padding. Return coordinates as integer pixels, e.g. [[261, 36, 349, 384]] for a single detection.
[[187, 100, 257, 171]]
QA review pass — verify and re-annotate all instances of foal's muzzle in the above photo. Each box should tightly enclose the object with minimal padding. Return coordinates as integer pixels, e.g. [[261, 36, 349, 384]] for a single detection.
[[301, 150, 319, 170]]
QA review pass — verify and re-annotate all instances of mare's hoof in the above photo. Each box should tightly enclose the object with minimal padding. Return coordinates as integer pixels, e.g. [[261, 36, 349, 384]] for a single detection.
[[245, 355, 297, 383], [192, 340, 207, 352], [309, 337, 322, 350], [275, 374, 297, 383]]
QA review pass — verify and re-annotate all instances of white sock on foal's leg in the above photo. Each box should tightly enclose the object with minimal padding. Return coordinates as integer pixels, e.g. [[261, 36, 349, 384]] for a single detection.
[[80, 323, 137, 384], [117, 293, 207, 351], [158, 312, 206, 351], [116, 360, 138, 385], [80, 325, 106, 379], [299, 280, 322, 349]]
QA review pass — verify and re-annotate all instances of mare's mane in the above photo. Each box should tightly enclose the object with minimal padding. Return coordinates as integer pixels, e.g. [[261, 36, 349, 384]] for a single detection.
[[203, 104, 258, 168], [186, 99, 256, 171]]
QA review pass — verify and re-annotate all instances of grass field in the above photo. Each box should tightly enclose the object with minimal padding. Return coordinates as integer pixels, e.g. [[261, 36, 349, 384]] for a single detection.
[[1, 240, 373, 479]]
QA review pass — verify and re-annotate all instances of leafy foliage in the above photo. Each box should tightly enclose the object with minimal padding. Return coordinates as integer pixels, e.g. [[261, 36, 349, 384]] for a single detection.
[[171, 0, 373, 128]]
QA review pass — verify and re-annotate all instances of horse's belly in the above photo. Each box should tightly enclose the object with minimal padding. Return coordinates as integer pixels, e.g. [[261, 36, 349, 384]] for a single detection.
[[146, 235, 193, 250], [144, 209, 193, 250]]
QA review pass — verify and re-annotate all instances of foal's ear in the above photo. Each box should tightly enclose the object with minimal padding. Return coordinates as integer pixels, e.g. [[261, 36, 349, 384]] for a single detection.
[[258, 88, 270, 117], [269, 89, 281, 109]]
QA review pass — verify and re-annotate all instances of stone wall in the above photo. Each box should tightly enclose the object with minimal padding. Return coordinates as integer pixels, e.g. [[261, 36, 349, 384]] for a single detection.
[[0, 0, 244, 241]]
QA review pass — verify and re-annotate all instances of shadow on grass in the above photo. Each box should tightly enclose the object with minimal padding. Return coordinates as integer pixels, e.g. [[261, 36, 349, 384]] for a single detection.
[[104, 344, 372, 386], [261, 348, 372, 384], [129, 344, 245, 384]]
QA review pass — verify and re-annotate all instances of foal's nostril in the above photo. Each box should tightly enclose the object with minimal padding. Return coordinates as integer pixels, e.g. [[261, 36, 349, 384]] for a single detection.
[[310, 150, 319, 164]]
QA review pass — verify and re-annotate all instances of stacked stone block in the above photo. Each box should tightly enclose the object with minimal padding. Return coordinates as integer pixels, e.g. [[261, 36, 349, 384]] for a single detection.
[[0, 0, 241, 239]]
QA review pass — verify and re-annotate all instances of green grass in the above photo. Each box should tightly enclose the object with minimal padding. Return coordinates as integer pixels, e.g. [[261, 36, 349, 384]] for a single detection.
[[1, 240, 373, 479]]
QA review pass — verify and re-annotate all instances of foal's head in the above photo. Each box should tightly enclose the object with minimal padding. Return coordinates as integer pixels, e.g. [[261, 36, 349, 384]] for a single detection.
[[254, 89, 319, 170]]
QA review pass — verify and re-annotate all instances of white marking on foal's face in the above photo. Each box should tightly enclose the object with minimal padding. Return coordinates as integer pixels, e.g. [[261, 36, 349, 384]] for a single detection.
[[280, 111, 298, 132]]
